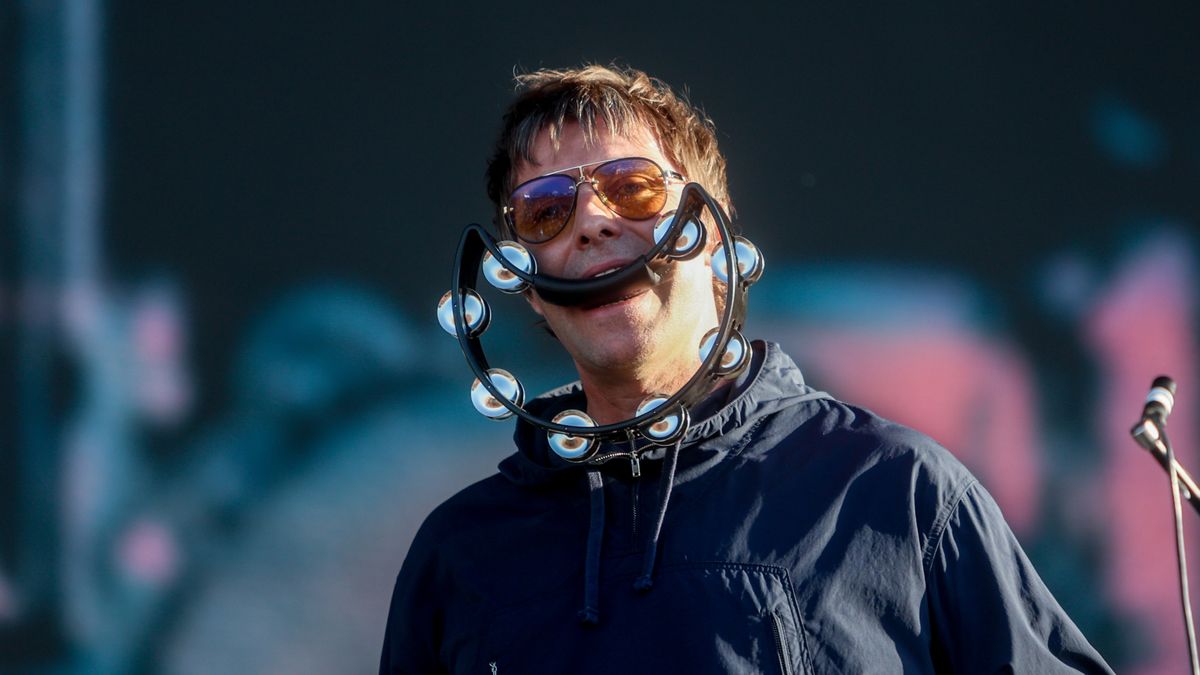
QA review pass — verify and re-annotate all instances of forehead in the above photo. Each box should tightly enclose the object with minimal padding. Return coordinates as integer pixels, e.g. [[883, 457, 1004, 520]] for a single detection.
[[513, 120, 674, 187]]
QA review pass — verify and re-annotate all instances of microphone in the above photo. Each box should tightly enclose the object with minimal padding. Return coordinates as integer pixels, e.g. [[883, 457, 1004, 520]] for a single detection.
[[1144, 375, 1178, 425], [1131, 374, 1200, 512], [1133, 375, 1177, 451]]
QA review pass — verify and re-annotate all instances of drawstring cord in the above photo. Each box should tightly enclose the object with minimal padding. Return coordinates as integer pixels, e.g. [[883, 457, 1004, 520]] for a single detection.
[[634, 437, 683, 592], [578, 469, 605, 625], [578, 433, 684, 623]]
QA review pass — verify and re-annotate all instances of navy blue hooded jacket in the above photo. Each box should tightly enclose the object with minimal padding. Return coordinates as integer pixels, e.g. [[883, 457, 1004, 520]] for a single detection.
[[380, 342, 1113, 673]]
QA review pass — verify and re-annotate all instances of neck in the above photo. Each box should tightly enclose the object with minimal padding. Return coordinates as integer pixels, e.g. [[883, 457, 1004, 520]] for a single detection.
[[575, 350, 701, 425]]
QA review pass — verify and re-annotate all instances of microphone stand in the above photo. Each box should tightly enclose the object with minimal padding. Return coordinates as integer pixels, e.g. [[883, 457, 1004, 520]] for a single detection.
[[1133, 415, 1200, 675]]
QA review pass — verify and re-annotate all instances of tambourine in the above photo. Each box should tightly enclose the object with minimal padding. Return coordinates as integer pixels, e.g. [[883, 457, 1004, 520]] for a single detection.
[[436, 183, 763, 463]]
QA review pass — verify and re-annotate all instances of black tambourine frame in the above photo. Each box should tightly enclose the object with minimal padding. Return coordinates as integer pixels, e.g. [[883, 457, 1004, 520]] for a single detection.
[[447, 182, 753, 459]]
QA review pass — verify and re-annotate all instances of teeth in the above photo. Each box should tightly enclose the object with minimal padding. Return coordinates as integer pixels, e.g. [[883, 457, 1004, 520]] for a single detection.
[[592, 267, 621, 278], [590, 291, 640, 309]]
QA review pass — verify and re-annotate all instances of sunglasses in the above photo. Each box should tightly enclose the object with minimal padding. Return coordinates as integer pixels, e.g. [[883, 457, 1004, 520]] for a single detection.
[[503, 157, 688, 244]]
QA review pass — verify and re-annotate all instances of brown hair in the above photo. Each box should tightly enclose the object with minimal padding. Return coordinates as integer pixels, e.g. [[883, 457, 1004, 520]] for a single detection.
[[485, 64, 733, 234]]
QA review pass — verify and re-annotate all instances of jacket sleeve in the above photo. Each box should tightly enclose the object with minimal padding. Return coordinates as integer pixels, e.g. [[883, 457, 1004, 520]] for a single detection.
[[379, 519, 448, 675], [925, 481, 1114, 674]]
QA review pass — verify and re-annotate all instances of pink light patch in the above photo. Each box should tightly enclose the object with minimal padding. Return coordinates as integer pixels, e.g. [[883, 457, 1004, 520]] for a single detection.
[[116, 517, 182, 587], [1087, 231, 1198, 675]]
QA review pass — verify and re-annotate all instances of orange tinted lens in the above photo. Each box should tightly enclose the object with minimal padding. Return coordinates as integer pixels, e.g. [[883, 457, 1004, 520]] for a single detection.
[[509, 175, 576, 243], [594, 158, 668, 219]]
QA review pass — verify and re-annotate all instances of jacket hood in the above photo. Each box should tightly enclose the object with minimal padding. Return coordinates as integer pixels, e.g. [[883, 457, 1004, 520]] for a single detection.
[[498, 341, 829, 487]]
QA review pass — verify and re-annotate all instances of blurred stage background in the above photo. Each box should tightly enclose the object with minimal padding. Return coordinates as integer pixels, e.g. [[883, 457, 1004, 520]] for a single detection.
[[3, 2, 1199, 673]]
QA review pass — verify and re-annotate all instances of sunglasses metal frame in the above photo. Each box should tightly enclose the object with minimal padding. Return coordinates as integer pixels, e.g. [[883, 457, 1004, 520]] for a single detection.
[[501, 156, 688, 244]]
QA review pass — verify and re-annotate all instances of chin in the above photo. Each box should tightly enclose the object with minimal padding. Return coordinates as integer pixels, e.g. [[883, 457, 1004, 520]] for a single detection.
[[568, 329, 655, 372]]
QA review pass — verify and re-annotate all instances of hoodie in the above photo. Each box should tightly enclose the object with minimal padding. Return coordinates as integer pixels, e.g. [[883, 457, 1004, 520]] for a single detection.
[[380, 342, 1113, 674]]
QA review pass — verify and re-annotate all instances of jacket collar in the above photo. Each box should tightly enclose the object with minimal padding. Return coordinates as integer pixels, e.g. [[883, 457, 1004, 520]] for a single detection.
[[498, 341, 829, 487]]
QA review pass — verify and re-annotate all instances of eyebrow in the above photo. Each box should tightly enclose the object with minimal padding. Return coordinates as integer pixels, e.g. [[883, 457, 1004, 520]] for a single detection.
[[527, 156, 685, 182]]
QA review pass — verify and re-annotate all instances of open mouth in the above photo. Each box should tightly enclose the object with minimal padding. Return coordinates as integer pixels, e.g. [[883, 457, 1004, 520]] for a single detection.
[[584, 261, 629, 280], [581, 287, 647, 311], [567, 257, 669, 310], [574, 260, 640, 310]]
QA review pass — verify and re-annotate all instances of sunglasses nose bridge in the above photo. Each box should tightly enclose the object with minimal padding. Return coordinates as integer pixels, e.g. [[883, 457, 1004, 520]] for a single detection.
[[565, 177, 627, 245], [572, 176, 615, 214], [572, 175, 596, 192]]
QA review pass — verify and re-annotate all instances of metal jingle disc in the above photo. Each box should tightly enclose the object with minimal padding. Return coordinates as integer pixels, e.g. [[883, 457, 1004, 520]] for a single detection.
[[652, 211, 676, 247], [635, 393, 689, 445], [698, 327, 720, 364], [712, 236, 763, 286], [482, 241, 535, 294], [653, 211, 706, 260], [734, 237, 764, 286], [547, 409, 597, 461], [470, 368, 525, 420], [712, 246, 733, 284], [698, 327, 750, 377], [437, 289, 490, 338], [717, 329, 750, 376]]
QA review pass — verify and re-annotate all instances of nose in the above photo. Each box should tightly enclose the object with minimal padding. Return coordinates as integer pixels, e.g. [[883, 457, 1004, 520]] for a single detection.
[[570, 180, 623, 247]]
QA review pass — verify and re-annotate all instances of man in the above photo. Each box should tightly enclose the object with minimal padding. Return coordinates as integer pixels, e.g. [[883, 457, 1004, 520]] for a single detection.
[[380, 65, 1113, 673]]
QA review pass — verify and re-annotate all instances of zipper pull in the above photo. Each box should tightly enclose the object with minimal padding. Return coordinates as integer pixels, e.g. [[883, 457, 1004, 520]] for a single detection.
[[629, 452, 641, 479]]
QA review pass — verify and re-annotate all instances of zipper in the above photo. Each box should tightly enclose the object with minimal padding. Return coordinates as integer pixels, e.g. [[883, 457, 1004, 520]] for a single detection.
[[582, 438, 643, 542], [626, 431, 641, 539], [769, 610, 791, 675], [631, 470, 640, 539]]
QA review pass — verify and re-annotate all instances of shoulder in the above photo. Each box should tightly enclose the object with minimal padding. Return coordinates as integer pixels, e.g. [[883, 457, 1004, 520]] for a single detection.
[[771, 395, 973, 487], [395, 472, 522, 597], [383, 472, 530, 672], [409, 472, 523, 552], [760, 395, 979, 551], [406, 464, 582, 565]]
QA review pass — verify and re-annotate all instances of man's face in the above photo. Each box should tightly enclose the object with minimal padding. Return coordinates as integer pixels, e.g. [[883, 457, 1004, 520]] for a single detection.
[[514, 121, 721, 382]]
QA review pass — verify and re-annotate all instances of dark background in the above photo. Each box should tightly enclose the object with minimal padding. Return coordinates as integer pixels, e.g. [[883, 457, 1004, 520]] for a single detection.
[[104, 3, 1200, 426], [3, 2, 1199, 672]]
